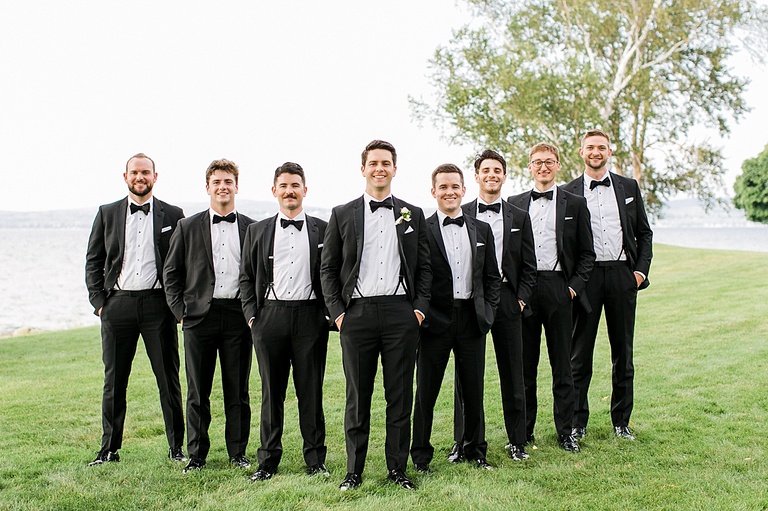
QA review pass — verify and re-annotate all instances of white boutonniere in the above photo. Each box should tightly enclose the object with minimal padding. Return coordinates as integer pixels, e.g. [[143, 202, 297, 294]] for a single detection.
[[395, 207, 412, 225]]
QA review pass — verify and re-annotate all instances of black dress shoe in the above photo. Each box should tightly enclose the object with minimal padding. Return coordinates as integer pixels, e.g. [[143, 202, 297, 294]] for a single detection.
[[307, 463, 330, 476], [571, 427, 586, 440], [339, 472, 362, 491], [471, 458, 494, 470], [614, 426, 635, 440], [447, 442, 466, 463], [250, 465, 277, 481], [558, 434, 580, 453], [388, 468, 416, 490], [413, 462, 431, 473], [88, 450, 119, 466], [505, 444, 530, 461], [183, 457, 206, 473], [229, 453, 252, 468], [169, 447, 187, 462]]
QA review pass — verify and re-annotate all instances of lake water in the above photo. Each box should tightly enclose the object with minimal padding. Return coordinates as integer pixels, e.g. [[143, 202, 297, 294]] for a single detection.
[[1, 224, 766, 337]]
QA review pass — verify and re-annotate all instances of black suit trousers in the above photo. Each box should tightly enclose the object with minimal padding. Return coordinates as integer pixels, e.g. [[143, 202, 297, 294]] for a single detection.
[[571, 262, 637, 429], [412, 302, 487, 464], [522, 272, 576, 438], [183, 301, 252, 460], [99, 290, 184, 452], [252, 301, 328, 469], [339, 297, 420, 474]]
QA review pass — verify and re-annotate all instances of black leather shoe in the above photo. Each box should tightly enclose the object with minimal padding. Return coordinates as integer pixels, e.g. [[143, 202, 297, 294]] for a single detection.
[[87, 450, 119, 466], [250, 465, 276, 481], [229, 453, 252, 469], [614, 426, 635, 440], [571, 427, 586, 440], [413, 462, 431, 473], [307, 463, 330, 476], [471, 458, 494, 470], [558, 434, 580, 453], [505, 443, 530, 461], [388, 468, 416, 490], [339, 472, 362, 491], [447, 442, 466, 463], [169, 447, 187, 462], [183, 457, 205, 473]]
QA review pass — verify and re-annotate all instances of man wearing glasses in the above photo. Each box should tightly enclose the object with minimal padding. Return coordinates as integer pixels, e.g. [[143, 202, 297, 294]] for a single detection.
[[508, 143, 595, 453]]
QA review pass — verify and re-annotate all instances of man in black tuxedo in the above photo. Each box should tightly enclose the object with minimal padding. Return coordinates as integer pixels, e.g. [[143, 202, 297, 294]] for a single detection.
[[411, 164, 500, 474], [450, 150, 537, 463], [85, 153, 185, 466], [239, 162, 330, 482], [320, 140, 432, 491], [508, 142, 595, 452], [562, 130, 653, 441], [163, 159, 254, 473]]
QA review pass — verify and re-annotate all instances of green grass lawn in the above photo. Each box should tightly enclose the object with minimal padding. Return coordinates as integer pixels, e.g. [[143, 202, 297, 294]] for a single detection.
[[1, 244, 767, 510]]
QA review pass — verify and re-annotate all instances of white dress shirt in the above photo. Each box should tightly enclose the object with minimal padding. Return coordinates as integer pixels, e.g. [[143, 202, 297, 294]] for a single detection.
[[437, 211, 473, 299], [116, 198, 158, 290], [210, 209, 241, 299], [528, 185, 561, 271], [271, 211, 314, 300], [354, 193, 405, 298], [583, 172, 626, 262]]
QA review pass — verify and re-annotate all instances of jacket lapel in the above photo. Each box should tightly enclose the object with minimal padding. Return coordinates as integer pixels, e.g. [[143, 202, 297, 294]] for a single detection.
[[427, 213, 449, 265], [116, 198, 127, 258], [307, 215, 319, 274], [556, 189, 566, 257], [201, 211, 214, 270], [353, 197, 365, 269]]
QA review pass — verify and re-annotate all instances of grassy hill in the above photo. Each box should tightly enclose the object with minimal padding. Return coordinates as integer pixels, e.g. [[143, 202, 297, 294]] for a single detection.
[[1, 244, 767, 510]]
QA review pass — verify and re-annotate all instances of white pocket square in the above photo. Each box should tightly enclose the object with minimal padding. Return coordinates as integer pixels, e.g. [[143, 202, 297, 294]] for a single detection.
[[477, 242, 485, 247], [161, 225, 172, 233], [625, 197, 634, 204], [404, 226, 414, 234], [565, 216, 573, 221], [318, 243, 324, 248], [510, 228, 520, 233]]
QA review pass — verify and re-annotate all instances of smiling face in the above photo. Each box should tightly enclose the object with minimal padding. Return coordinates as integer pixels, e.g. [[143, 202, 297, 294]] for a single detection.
[[432, 171, 466, 216], [124, 157, 156, 202], [272, 171, 306, 216], [475, 158, 507, 198], [528, 150, 560, 191], [362, 148, 396, 198], [206, 169, 238, 214], [579, 134, 613, 177]]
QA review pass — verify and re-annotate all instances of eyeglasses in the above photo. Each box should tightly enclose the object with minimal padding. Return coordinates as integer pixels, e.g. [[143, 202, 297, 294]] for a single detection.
[[529, 159, 559, 169]]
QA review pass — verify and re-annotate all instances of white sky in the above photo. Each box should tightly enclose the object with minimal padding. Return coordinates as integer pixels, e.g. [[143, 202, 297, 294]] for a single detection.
[[2, 1, 766, 213]]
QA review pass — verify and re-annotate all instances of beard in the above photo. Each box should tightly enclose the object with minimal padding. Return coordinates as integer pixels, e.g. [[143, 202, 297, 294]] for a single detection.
[[129, 181, 153, 197]]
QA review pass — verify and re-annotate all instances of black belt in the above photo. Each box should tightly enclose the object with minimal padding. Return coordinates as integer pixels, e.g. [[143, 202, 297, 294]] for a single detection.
[[536, 271, 563, 278], [264, 299, 319, 307], [211, 298, 241, 306], [452, 299, 473, 308], [112, 289, 163, 297], [594, 260, 629, 268], [350, 295, 408, 305]]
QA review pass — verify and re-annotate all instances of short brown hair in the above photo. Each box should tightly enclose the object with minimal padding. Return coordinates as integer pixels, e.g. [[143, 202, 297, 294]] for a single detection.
[[474, 150, 506, 174], [126, 153, 155, 172], [431, 163, 464, 187], [206, 159, 239, 184], [361, 139, 397, 166], [581, 129, 611, 146], [529, 143, 560, 161], [274, 162, 305, 186]]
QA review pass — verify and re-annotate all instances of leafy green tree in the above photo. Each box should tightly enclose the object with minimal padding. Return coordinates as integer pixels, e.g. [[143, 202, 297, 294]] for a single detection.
[[734, 144, 768, 223], [412, 0, 767, 215]]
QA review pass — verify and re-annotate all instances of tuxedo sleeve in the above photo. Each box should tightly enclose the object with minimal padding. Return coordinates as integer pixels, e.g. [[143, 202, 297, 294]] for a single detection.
[[239, 223, 260, 322], [162, 221, 187, 322], [411, 208, 432, 317], [320, 208, 346, 321], [630, 181, 653, 286], [569, 197, 596, 297], [85, 206, 108, 315], [518, 212, 537, 305]]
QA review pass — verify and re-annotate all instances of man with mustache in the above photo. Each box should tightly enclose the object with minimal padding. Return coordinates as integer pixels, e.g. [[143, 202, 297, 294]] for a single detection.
[[85, 153, 185, 466]]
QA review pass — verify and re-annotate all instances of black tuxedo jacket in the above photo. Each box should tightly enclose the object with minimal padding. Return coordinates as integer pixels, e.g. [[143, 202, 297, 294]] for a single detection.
[[239, 213, 328, 322], [424, 213, 501, 335], [86, 196, 184, 315], [561, 173, 653, 290], [462, 199, 537, 307], [320, 196, 432, 321], [163, 210, 255, 328], [508, 188, 596, 312]]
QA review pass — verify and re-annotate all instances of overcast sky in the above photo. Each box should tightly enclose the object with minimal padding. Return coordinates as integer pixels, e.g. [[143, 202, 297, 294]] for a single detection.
[[2, 1, 766, 213]]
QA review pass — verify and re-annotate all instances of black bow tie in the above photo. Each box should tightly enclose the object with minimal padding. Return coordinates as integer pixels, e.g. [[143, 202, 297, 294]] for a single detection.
[[590, 177, 611, 190], [478, 202, 501, 214], [369, 197, 393, 212], [280, 218, 304, 231], [129, 203, 150, 215], [212, 212, 236, 224], [443, 215, 465, 227], [531, 190, 553, 201]]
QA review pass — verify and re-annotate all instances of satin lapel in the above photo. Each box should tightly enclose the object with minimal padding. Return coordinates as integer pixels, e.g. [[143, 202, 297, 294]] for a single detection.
[[502, 201, 512, 246], [556, 191, 566, 255], [263, 215, 277, 278], [466, 216, 478, 266], [237, 215, 248, 250], [116, 198, 127, 258], [307, 215, 319, 272], [612, 175, 630, 236], [427, 213, 449, 265], [353, 197, 365, 269], [393, 197, 410, 274], [201, 211, 214, 270], [152, 197, 164, 244], [463, 199, 478, 219], [571, 176, 585, 197]]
